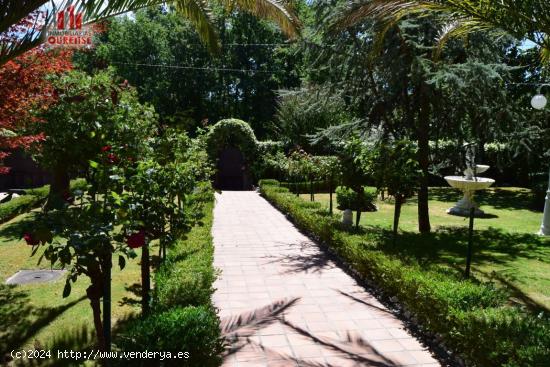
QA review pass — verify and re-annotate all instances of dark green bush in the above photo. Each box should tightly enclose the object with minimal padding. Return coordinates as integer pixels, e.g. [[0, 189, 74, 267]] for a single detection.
[[335, 186, 355, 210], [335, 185, 377, 211], [116, 306, 223, 367], [259, 179, 550, 366], [0, 179, 87, 224]]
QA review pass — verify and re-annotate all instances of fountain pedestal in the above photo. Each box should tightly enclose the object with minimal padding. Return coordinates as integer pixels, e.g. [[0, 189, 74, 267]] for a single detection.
[[447, 188, 486, 216]]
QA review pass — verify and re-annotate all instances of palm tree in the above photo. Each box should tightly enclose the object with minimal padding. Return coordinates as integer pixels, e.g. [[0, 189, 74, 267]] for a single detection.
[[0, 0, 301, 65], [331, 0, 550, 63]]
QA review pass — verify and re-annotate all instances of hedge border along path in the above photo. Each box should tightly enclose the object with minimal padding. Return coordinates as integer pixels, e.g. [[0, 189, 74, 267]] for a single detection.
[[0, 179, 87, 224], [115, 192, 224, 367], [259, 180, 550, 367], [212, 190, 441, 367]]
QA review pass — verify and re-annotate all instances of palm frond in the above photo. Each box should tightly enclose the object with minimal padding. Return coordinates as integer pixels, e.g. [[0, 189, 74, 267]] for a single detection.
[[79, 0, 222, 53], [0, 31, 44, 66], [432, 18, 501, 59], [174, 0, 220, 54], [541, 35, 550, 65], [80, 0, 163, 21], [0, 1, 77, 66], [0, 0, 49, 33], [1, 0, 301, 65], [330, 0, 422, 32], [221, 297, 300, 338], [331, 0, 550, 63], [223, 0, 301, 38]]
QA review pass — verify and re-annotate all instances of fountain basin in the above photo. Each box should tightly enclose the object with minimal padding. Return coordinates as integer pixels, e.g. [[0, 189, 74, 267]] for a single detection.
[[445, 176, 495, 191], [444, 176, 495, 216]]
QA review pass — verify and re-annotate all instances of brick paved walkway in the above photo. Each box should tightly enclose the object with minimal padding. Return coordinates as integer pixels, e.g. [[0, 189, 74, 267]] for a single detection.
[[212, 191, 440, 367]]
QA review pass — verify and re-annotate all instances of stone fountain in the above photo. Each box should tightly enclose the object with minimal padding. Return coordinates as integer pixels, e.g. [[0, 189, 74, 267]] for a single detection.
[[445, 164, 495, 216]]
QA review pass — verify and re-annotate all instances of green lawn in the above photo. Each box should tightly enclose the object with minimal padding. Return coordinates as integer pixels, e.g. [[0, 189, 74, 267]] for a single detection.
[[300, 187, 550, 312], [0, 210, 144, 361]]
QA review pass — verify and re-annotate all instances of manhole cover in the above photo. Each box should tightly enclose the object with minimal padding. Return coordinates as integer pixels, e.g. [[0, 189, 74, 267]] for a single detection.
[[5, 270, 66, 285]]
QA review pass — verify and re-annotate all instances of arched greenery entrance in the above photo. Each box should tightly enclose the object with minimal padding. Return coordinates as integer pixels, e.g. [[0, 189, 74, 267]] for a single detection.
[[205, 118, 258, 190]]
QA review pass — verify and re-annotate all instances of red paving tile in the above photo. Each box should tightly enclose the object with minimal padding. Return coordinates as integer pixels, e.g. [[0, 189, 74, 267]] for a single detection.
[[213, 191, 440, 366]]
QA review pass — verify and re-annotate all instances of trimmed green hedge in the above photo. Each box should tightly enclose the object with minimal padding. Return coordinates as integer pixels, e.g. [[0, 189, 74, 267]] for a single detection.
[[281, 180, 333, 194], [154, 200, 217, 310], [115, 191, 223, 366], [116, 306, 221, 367], [0, 179, 87, 224], [259, 179, 550, 367]]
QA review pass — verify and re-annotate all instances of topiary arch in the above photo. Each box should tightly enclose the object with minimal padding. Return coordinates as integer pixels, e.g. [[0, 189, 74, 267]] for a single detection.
[[205, 118, 259, 163], [205, 119, 259, 190]]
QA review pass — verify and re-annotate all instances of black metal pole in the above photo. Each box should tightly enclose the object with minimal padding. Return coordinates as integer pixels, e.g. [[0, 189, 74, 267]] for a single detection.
[[465, 206, 475, 278], [103, 252, 112, 356]]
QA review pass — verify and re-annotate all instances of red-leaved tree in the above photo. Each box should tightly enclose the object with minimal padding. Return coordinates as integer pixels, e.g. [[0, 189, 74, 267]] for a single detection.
[[0, 46, 73, 173]]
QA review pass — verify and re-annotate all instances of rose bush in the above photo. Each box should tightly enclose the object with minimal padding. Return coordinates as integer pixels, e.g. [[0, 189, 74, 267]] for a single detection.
[[24, 69, 157, 353]]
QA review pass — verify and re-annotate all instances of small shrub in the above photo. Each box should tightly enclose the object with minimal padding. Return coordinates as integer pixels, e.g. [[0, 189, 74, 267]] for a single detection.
[[335, 186, 376, 211], [116, 306, 223, 367], [335, 186, 355, 210]]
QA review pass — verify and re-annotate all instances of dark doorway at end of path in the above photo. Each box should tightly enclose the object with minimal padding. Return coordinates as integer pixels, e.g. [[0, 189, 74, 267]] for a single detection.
[[216, 147, 252, 191]]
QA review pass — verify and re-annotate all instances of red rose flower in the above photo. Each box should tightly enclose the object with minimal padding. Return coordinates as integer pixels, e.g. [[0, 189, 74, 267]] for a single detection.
[[101, 145, 112, 152], [23, 233, 39, 246], [107, 153, 119, 164], [126, 230, 146, 249]]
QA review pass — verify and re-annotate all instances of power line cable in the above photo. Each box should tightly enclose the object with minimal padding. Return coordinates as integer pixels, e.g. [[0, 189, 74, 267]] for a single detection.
[[110, 61, 289, 74]]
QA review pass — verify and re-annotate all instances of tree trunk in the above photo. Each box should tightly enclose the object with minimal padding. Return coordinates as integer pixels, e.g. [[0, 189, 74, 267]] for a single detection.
[[329, 182, 333, 215], [86, 261, 105, 354], [141, 243, 150, 316], [310, 180, 314, 201], [159, 235, 167, 262], [47, 165, 70, 210], [102, 253, 112, 353], [355, 211, 361, 228], [86, 281, 105, 352], [393, 196, 403, 246], [417, 83, 431, 233]]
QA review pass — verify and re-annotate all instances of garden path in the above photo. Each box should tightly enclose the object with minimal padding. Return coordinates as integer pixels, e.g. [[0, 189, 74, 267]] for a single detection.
[[213, 191, 441, 367]]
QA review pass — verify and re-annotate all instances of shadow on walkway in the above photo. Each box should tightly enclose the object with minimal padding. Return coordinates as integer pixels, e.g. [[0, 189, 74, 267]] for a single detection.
[[261, 240, 336, 275], [220, 298, 400, 367]]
